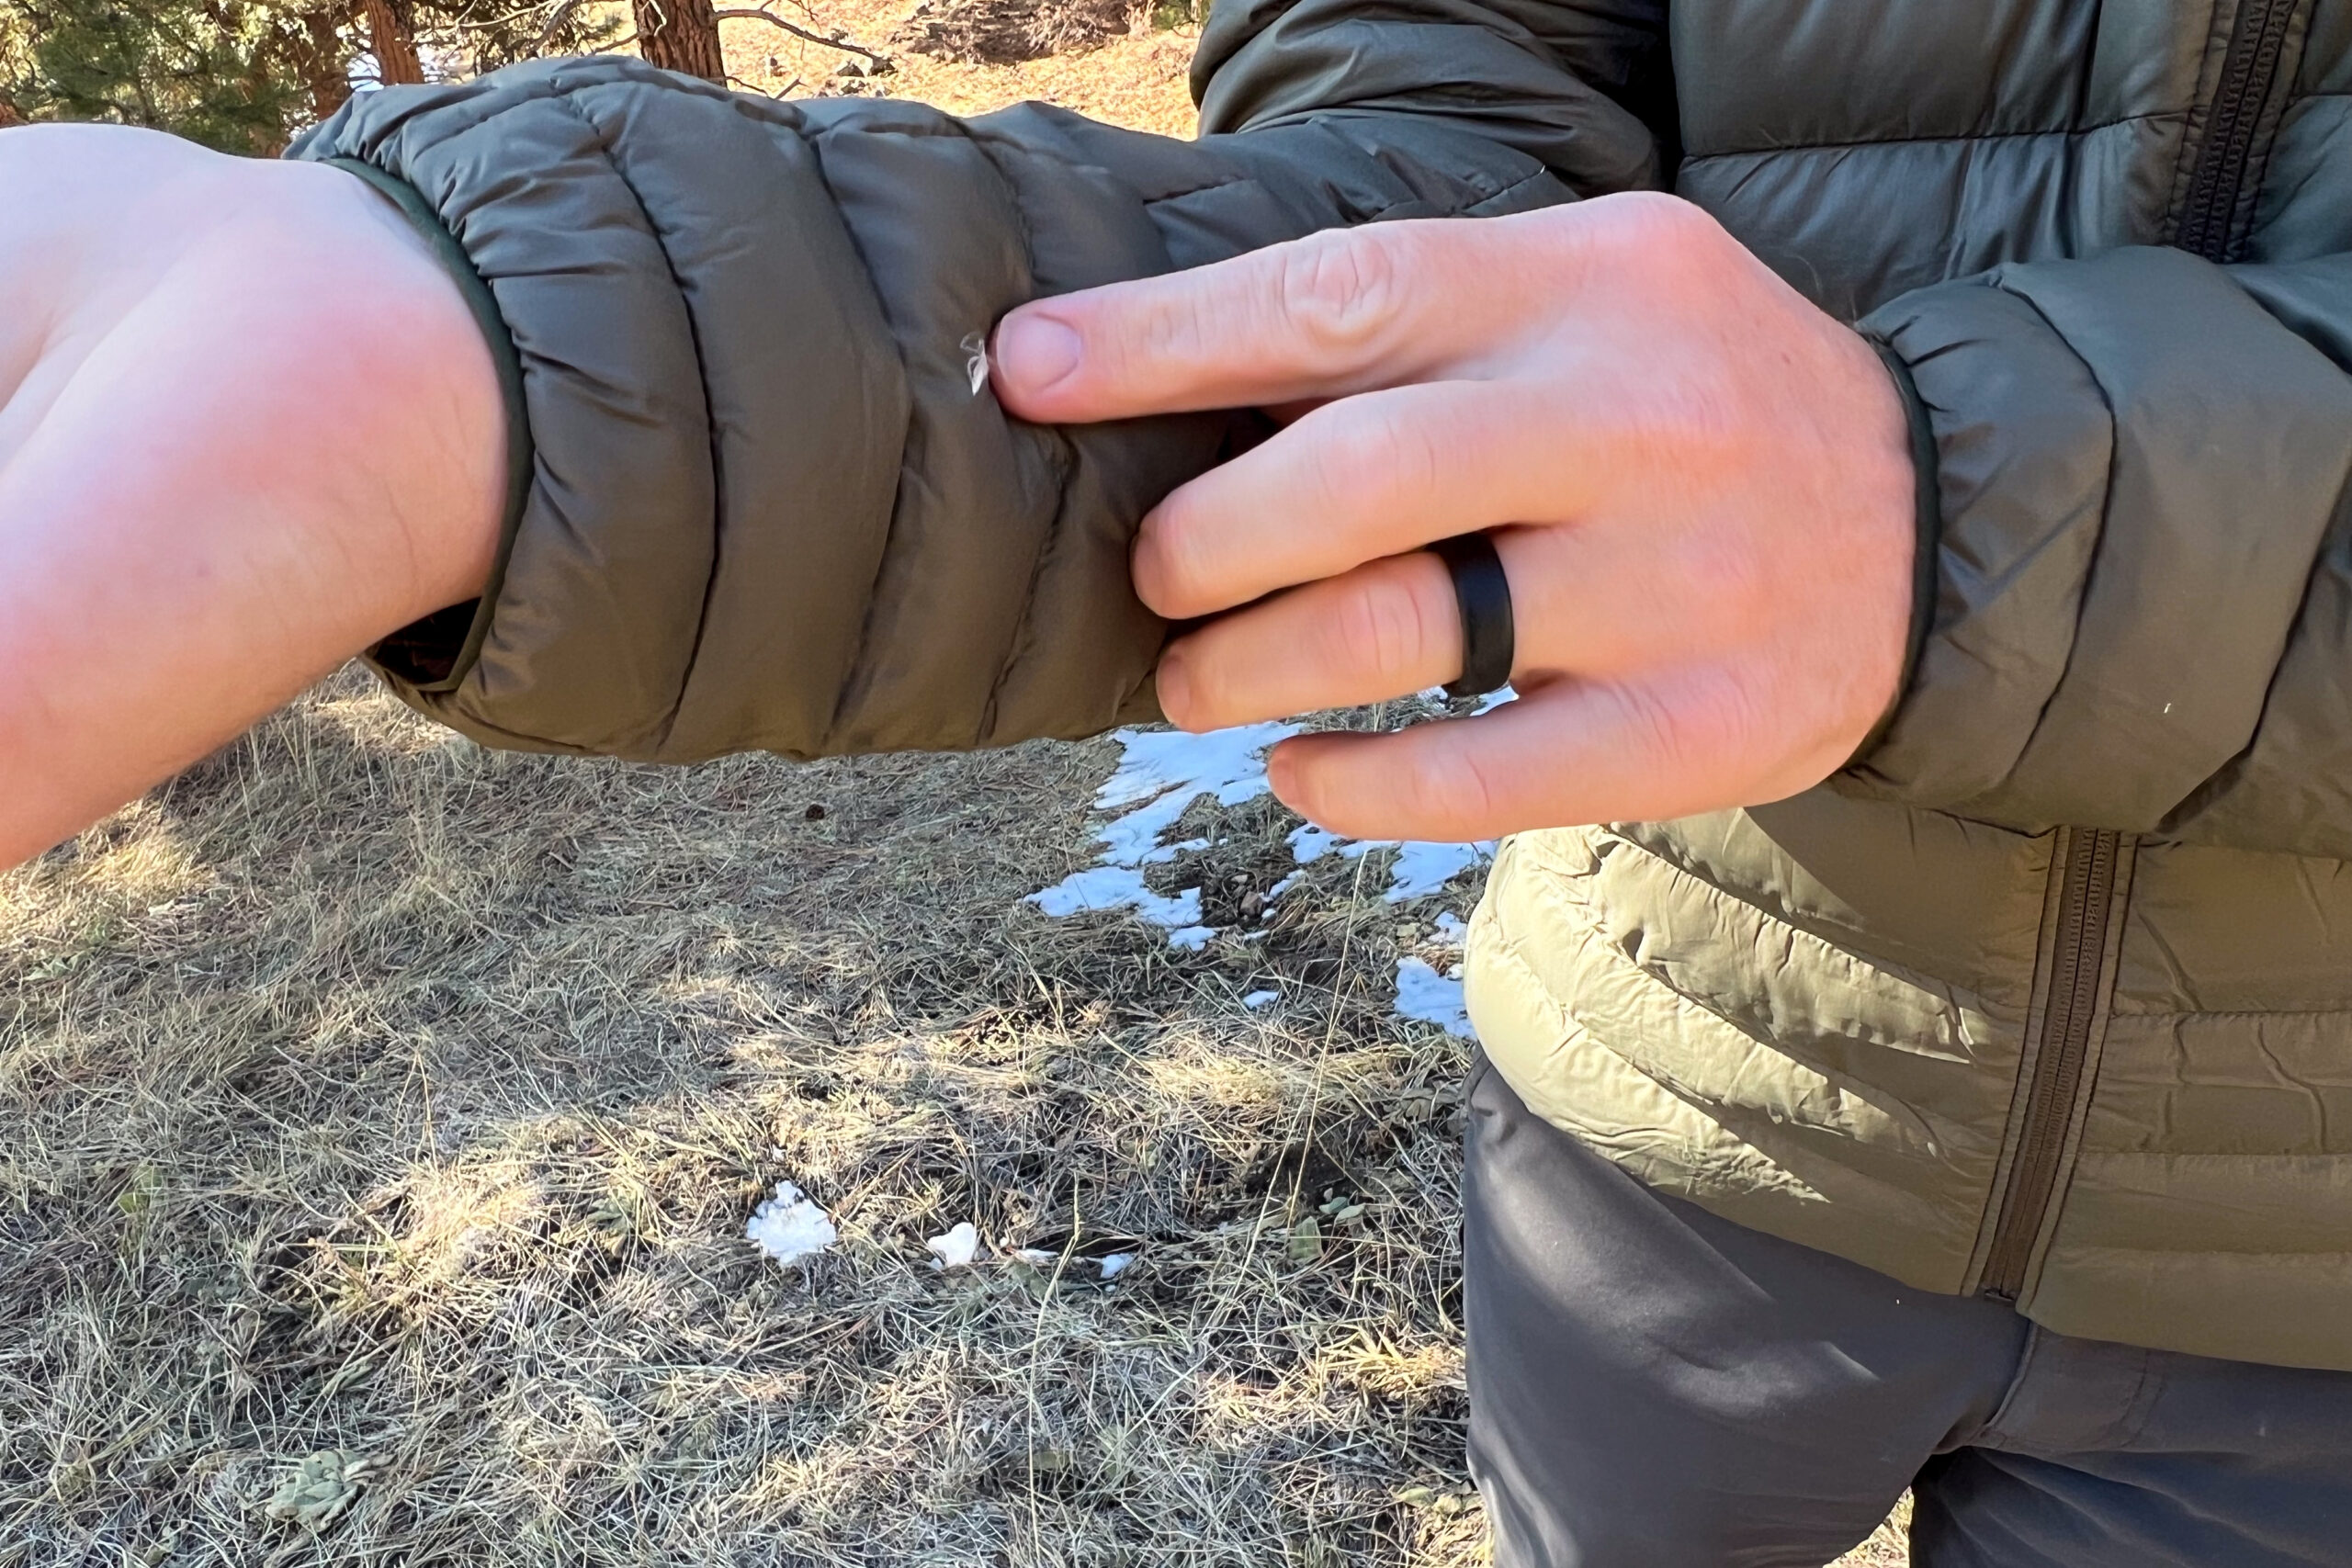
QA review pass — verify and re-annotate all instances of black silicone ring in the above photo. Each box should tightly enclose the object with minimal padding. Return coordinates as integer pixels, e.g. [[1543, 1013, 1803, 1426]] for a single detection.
[[1431, 532, 1515, 700]]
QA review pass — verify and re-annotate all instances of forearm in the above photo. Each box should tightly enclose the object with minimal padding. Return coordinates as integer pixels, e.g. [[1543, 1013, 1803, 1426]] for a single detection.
[[0, 129, 503, 867], [1, 17, 1651, 860], [282, 60, 1588, 764]]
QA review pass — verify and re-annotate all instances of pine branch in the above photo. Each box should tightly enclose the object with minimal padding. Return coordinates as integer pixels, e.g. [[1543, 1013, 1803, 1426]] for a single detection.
[[710, 7, 886, 65]]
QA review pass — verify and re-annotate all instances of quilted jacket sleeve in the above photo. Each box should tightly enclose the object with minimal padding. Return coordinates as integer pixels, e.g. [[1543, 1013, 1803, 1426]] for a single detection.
[[1845, 247, 2352, 856], [286, 33, 1661, 763]]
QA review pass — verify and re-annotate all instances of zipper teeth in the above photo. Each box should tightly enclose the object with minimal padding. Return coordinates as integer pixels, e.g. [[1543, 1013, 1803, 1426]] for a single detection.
[[1983, 830, 2120, 1299], [1982, 2, 2292, 1302], [2176, 0, 2298, 262]]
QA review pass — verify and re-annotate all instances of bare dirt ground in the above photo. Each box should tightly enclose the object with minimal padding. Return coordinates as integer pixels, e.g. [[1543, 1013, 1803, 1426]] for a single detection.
[[0, 9, 1907, 1563], [731, 0, 1202, 134]]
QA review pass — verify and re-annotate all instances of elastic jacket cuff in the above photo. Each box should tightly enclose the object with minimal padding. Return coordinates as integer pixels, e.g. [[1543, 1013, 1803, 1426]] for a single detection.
[[322, 156, 534, 694], [1840, 333, 1942, 771]]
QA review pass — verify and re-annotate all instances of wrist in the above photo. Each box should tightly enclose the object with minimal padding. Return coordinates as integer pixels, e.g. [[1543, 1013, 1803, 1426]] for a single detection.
[[275, 156, 507, 625], [0, 141, 507, 865]]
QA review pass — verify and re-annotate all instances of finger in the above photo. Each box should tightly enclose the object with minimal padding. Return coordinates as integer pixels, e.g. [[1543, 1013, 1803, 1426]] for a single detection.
[[1134, 379, 1593, 619], [1156, 551, 1463, 731], [1264, 671, 1759, 843], [991, 219, 1536, 424]]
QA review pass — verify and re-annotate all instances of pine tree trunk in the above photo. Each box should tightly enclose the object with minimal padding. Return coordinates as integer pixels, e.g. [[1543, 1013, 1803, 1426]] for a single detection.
[[632, 0, 725, 82], [364, 0, 425, 85], [300, 5, 356, 120]]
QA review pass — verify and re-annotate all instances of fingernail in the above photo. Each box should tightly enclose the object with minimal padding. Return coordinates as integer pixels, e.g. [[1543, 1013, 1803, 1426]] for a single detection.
[[995, 312, 1080, 393], [1266, 744, 1296, 799], [1155, 650, 1191, 722]]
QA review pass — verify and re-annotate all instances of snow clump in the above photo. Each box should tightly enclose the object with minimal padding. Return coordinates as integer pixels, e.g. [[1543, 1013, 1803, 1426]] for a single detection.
[[926, 1221, 981, 1269], [745, 1180, 837, 1266]]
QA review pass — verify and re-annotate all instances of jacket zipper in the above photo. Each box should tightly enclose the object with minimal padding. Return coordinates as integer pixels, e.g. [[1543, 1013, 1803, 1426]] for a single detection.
[[1979, 0, 2299, 1304], [1982, 829, 2123, 1300], [2173, 0, 2299, 262]]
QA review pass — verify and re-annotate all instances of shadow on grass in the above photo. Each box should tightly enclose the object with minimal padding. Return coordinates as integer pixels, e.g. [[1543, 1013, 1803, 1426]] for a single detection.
[[2, 667, 1489, 1567]]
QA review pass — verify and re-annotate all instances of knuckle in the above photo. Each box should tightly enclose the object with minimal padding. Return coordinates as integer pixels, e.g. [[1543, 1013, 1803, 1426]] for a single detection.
[[1274, 227, 1406, 354], [1608, 190, 1718, 246], [1305, 408, 1393, 514], [1383, 407, 1449, 508], [1708, 670, 1776, 761], [1614, 671, 1753, 788], [1328, 572, 1440, 683], [1302, 400, 1445, 522], [1612, 680, 1702, 780], [1584, 191, 1738, 281], [1140, 286, 1217, 371], [1110, 275, 1228, 383], [1400, 739, 1499, 837]]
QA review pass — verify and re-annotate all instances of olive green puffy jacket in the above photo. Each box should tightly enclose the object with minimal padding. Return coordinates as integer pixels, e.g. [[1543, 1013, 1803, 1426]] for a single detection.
[[291, 1, 2352, 1370]]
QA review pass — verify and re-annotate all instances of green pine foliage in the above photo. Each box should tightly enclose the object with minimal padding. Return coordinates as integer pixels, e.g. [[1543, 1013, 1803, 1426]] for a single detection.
[[0, 0, 320, 151], [0, 0, 617, 152], [445, 0, 623, 78]]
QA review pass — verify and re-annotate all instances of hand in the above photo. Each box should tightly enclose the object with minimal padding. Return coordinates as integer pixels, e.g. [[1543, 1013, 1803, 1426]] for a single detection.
[[0, 126, 504, 867], [992, 195, 1917, 842]]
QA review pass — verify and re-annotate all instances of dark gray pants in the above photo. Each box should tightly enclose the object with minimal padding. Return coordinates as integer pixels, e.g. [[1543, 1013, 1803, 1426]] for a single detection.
[[1463, 1056, 2352, 1568]]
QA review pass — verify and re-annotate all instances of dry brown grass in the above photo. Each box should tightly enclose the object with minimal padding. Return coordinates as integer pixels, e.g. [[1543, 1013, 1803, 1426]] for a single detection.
[[0, 17, 1912, 1564], [3, 672, 1501, 1564], [1, 674, 1907, 1566], [0, 675, 1909, 1568]]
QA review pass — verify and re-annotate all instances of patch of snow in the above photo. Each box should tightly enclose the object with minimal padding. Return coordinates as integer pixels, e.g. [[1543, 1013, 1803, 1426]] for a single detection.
[[1097, 723, 1292, 803], [1430, 912, 1467, 950], [1093, 722, 1303, 858], [745, 1180, 836, 1267], [1384, 840, 1492, 901], [1286, 820, 1358, 866], [1028, 723, 1298, 946], [1028, 866, 1202, 931], [1031, 714, 1506, 986], [1241, 988, 1281, 1010], [1290, 818, 1494, 902], [1099, 1252, 1136, 1280], [927, 1221, 980, 1269], [1395, 957, 1473, 1038]]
